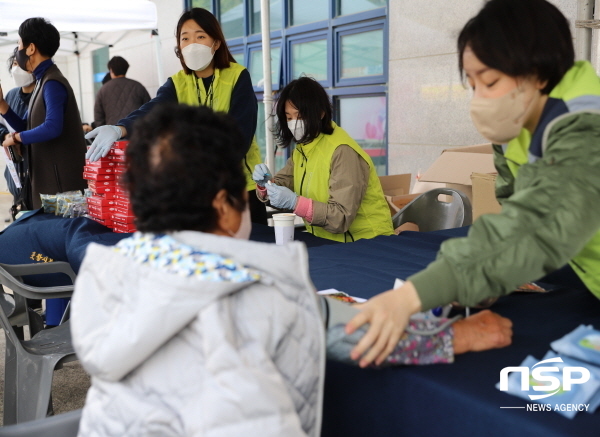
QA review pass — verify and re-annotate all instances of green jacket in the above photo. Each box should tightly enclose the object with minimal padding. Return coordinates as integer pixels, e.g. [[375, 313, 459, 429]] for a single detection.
[[171, 64, 262, 191], [410, 61, 600, 309]]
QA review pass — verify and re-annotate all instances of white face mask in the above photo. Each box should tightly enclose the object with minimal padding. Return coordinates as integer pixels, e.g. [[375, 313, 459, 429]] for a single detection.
[[287, 119, 306, 143], [231, 204, 252, 240], [181, 42, 215, 72], [11, 65, 34, 88], [470, 83, 540, 144]]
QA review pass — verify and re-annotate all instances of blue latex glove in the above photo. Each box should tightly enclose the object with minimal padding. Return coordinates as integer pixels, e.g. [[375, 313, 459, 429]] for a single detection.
[[266, 184, 298, 210], [85, 125, 122, 161], [253, 163, 272, 187]]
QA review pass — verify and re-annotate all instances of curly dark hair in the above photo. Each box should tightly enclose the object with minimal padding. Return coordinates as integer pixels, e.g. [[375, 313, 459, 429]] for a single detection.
[[458, 0, 574, 95], [18, 17, 60, 58], [275, 77, 333, 147], [124, 104, 247, 233]]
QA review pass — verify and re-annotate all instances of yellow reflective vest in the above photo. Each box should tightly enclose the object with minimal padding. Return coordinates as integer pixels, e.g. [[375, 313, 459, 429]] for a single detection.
[[171, 63, 262, 191], [293, 123, 394, 242]]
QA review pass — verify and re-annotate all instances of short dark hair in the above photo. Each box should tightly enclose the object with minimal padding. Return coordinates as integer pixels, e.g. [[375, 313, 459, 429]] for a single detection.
[[18, 17, 60, 58], [124, 104, 247, 233], [174, 8, 235, 74], [275, 77, 333, 147], [458, 0, 574, 95], [107, 56, 129, 76]]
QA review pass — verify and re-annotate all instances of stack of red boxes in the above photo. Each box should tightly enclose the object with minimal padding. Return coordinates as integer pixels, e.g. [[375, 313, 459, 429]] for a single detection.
[[84, 141, 136, 233]]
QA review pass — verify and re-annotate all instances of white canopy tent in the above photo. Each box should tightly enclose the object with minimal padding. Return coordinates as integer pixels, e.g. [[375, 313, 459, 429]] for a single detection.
[[0, 0, 161, 112]]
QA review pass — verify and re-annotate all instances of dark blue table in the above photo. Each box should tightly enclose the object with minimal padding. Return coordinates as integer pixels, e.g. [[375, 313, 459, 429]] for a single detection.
[[309, 229, 600, 437]]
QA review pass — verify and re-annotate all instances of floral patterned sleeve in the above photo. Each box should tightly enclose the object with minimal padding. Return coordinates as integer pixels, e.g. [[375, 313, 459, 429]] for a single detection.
[[323, 297, 455, 366], [385, 319, 454, 365]]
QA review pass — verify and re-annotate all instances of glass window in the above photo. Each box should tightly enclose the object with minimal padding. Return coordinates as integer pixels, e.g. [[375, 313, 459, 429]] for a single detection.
[[232, 52, 245, 66], [251, 0, 282, 34], [340, 29, 384, 79], [191, 0, 212, 12], [249, 47, 281, 88], [291, 0, 328, 26], [92, 46, 109, 95], [292, 39, 327, 81], [219, 0, 244, 39], [339, 96, 387, 175], [338, 0, 386, 16], [257, 101, 287, 172]]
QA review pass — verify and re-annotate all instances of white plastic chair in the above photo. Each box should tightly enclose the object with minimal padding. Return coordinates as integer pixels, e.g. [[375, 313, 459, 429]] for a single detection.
[[0, 409, 81, 436], [0, 262, 77, 425]]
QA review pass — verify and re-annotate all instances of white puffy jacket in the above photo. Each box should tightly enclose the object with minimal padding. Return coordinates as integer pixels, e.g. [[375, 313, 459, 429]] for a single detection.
[[71, 231, 325, 436]]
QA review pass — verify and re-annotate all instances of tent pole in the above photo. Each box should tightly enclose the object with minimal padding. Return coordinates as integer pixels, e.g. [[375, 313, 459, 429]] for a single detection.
[[152, 30, 165, 87], [73, 32, 84, 119], [260, 0, 274, 172]]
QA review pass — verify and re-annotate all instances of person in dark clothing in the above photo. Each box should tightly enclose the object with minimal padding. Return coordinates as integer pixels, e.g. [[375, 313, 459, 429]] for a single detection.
[[93, 56, 151, 127], [0, 50, 35, 209], [0, 17, 87, 210], [85, 8, 267, 225]]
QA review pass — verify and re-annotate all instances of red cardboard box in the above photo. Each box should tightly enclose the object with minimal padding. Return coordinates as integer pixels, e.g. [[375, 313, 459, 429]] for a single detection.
[[89, 185, 116, 195], [114, 194, 130, 202], [87, 196, 118, 208], [89, 215, 113, 228], [108, 155, 126, 162], [109, 148, 125, 156], [88, 205, 117, 219], [113, 140, 129, 150], [85, 158, 119, 168], [88, 180, 115, 189], [112, 212, 135, 224], [83, 166, 114, 174], [112, 222, 136, 233], [83, 172, 115, 181], [115, 206, 132, 215]]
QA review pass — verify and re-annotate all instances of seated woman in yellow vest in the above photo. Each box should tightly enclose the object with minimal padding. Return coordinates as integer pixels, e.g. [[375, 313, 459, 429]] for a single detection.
[[84, 8, 266, 224], [253, 77, 394, 243]]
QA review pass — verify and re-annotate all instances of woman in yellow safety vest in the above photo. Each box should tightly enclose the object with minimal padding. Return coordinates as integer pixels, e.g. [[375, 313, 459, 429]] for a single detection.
[[85, 8, 266, 224], [253, 77, 393, 242]]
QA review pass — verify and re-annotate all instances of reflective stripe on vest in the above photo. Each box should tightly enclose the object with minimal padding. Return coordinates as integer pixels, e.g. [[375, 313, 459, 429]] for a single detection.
[[171, 64, 262, 191]]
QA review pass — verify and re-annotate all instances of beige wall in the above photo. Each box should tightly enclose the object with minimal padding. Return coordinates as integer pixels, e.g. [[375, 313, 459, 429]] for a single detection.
[[387, 0, 578, 188]]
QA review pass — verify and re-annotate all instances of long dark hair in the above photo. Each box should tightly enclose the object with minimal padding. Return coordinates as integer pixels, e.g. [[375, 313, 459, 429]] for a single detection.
[[174, 8, 235, 74], [457, 0, 573, 94], [275, 77, 333, 147]]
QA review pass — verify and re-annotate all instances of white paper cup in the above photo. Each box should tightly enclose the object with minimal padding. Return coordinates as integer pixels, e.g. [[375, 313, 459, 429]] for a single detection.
[[272, 213, 296, 245]]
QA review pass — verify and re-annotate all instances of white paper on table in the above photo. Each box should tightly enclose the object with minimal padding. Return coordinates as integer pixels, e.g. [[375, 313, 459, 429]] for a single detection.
[[317, 289, 367, 303], [2, 149, 21, 189]]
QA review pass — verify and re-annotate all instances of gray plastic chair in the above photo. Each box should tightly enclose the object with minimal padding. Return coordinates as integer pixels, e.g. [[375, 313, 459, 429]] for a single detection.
[[0, 262, 78, 426], [392, 188, 472, 232], [0, 408, 81, 436]]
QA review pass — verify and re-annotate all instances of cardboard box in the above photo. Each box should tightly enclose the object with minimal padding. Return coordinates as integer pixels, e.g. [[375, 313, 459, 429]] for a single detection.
[[379, 174, 412, 215], [471, 172, 501, 220], [419, 144, 496, 200]]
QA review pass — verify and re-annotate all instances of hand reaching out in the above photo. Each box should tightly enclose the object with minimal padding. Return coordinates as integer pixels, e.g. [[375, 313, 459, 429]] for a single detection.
[[345, 281, 422, 367]]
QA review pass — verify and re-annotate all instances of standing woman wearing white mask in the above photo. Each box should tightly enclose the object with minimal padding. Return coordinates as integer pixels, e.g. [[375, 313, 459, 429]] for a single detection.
[[0, 50, 35, 207], [345, 0, 600, 369], [253, 77, 393, 243], [85, 8, 266, 224]]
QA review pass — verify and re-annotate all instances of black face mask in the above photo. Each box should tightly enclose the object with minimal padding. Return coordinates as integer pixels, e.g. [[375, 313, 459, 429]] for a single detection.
[[15, 46, 30, 72]]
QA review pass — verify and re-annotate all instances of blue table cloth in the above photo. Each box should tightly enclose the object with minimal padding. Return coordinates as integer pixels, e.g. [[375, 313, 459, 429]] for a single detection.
[[308, 229, 600, 437]]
